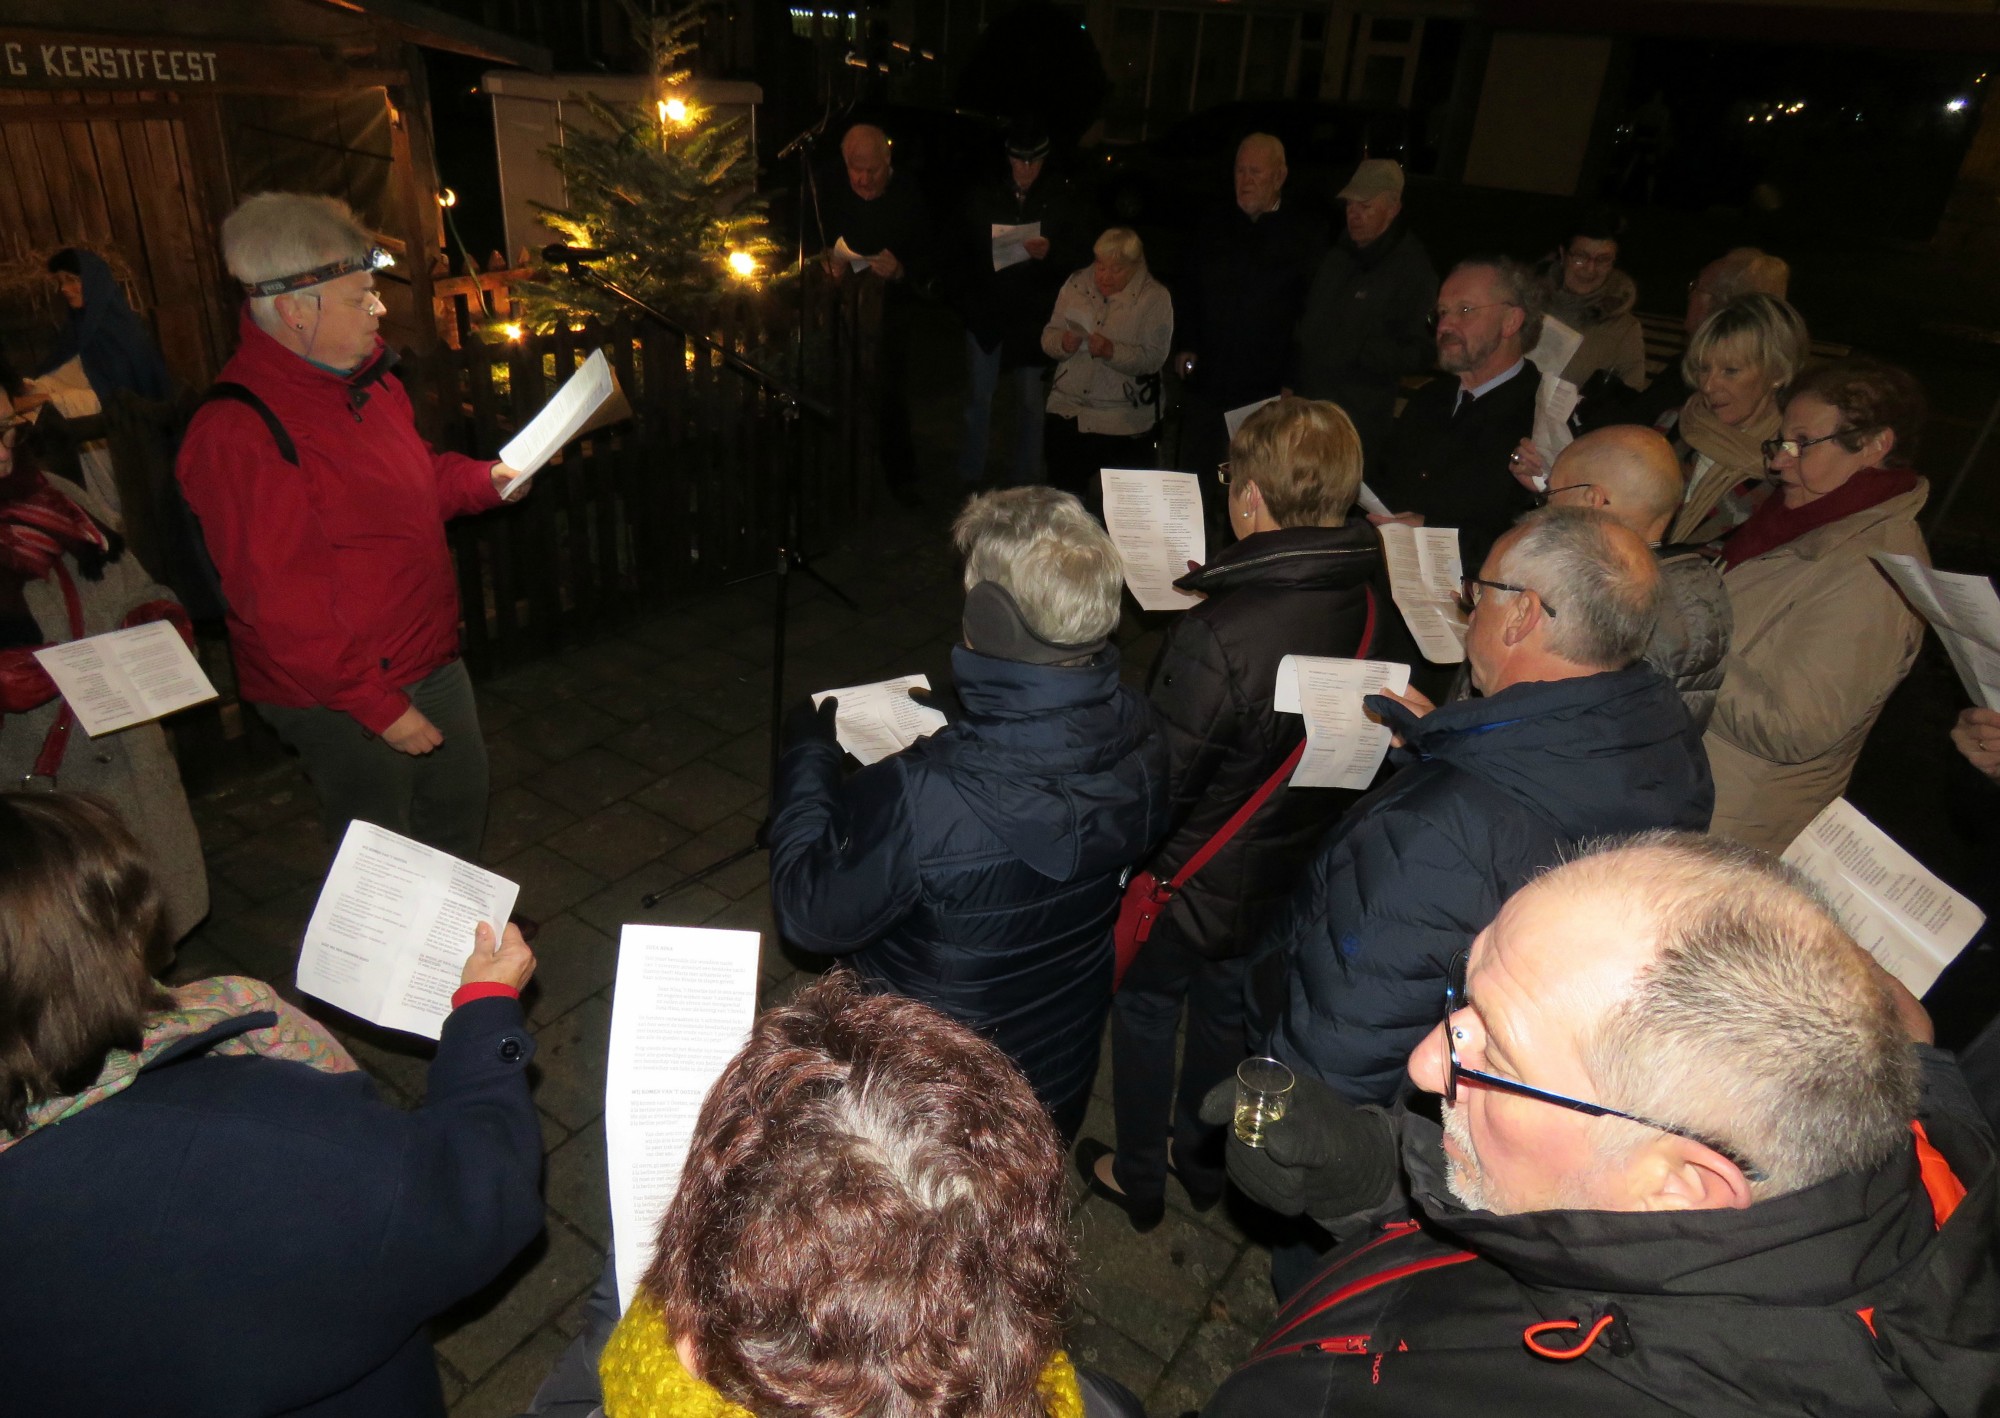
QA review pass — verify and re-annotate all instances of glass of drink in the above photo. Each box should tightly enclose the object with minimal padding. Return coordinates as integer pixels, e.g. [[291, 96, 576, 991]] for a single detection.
[[1233, 1056, 1296, 1148]]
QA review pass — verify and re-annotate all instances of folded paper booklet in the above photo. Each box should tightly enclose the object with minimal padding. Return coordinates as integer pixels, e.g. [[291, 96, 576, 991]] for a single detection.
[[812, 673, 948, 765], [1378, 522, 1467, 664], [1101, 468, 1205, 611], [832, 235, 873, 272], [33, 620, 216, 737], [498, 348, 628, 498], [605, 924, 760, 1312], [991, 221, 1040, 271], [1274, 655, 1411, 790], [1782, 797, 1985, 996], [1872, 553, 2000, 710], [295, 822, 519, 1040]]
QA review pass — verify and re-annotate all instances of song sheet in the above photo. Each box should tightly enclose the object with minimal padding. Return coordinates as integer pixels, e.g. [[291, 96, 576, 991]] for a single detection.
[[1533, 375, 1581, 465], [812, 673, 948, 765], [1527, 317, 1584, 384], [1223, 396, 1277, 440], [1378, 522, 1468, 663], [1356, 483, 1392, 518], [832, 235, 873, 272], [1872, 553, 2000, 710], [1274, 655, 1412, 789], [33, 621, 217, 737], [605, 925, 760, 1312], [991, 221, 1041, 271], [1782, 798, 1985, 996], [295, 822, 519, 1040], [1100, 468, 1205, 611], [497, 348, 618, 495], [1063, 308, 1097, 336]]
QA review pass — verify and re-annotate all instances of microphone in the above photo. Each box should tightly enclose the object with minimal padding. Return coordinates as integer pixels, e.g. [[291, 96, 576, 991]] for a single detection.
[[542, 243, 613, 264]]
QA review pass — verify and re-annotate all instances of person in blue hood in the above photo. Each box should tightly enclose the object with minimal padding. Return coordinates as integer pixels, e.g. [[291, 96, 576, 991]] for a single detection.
[[38, 249, 174, 404], [769, 487, 1172, 1141]]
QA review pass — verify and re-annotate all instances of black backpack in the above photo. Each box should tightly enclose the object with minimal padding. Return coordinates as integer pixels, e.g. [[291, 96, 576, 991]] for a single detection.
[[171, 381, 298, 619]]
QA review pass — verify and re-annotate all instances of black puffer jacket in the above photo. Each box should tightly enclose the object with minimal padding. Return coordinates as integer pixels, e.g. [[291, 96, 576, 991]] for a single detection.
[[1143, 524, 1398, 963], [1291, 220, 1439, 459], [1203, 1048, 2000, 1418], [1253, 666, 1713, 1103], [769, 645, 1171, 1112]]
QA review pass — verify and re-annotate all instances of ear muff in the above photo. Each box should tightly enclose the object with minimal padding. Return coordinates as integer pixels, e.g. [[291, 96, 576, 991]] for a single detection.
[[962, 581, 1107, 666]]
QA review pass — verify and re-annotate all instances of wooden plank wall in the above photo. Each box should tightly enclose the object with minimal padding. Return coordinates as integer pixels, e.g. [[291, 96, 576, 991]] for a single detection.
[[0, 89, 231, 387]]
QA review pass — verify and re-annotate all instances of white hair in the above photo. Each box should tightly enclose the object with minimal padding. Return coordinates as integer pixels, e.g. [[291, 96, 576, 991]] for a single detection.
[[220, 192, 374, 334], [953, 487, 1123, 645], [1499, 506, 1658, 669], [1092, 227, 1145, 271], [1565, 832, 1920, 1199]]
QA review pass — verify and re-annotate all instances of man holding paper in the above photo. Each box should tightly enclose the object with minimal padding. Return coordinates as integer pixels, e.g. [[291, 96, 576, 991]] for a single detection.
[[770, 488, 1170, 1142], [177, 194, 524, 861]]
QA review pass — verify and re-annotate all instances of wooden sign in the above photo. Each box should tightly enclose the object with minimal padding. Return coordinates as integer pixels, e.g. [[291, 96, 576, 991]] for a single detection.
[[0, 29, 355, 92]]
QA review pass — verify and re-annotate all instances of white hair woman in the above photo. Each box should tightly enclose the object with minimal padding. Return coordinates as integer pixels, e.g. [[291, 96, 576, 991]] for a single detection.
[[174, 193, 523, 859], [1041, 227, 1174, 509], [768, 487, 1171, 1143]]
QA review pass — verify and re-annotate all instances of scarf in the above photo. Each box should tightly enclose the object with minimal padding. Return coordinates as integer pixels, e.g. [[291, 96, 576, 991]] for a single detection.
[[1720, 465, 1920, 571], [600, 1292, 1087, 1418], [1669, 393, 1780, 544], [0, 975, 357, 1153]]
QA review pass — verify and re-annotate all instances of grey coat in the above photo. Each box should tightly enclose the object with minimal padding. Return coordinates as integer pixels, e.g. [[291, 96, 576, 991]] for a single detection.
[[2, 485, 208, 949], [1650, 547, 1732, 732]]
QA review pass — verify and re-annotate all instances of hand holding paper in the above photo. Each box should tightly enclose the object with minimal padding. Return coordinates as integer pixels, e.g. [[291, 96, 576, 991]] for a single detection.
[[1274, 655, 1411, 789], [832, 236, 872, 273], [1378, 523, 1468, 663], [811, 674, 948, 765], [496, 349, 626, 497], [991, 221, 1042, 271], [1872, 553, 2000, 710], [1101, 469, 1205, 611], [33, 620, 218, 738]]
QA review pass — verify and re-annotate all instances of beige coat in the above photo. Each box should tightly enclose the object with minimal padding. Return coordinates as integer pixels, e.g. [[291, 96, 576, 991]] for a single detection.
[[1704, 480, 1928, 852], [1041, 266, 1174, 436]]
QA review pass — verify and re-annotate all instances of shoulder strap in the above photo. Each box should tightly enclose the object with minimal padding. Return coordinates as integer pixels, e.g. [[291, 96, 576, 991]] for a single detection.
[[198, 382, 298, 466]]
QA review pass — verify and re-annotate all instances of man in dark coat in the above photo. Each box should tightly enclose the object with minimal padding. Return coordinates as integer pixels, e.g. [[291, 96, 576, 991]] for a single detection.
[[1172, 134, 1325, 536], [769, 487, 1171, 1142], [1251, 507, 1711, 1111], [1200, 836, 1998, 1418], [951, 122, 1094, 488], [1372, 256, 1540, 571], [822, 123, 934, 505], [1291, 160, 1437, 468]]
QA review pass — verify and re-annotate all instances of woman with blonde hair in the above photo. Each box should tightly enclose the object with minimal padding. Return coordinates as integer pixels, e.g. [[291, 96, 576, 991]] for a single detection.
[[1664, 292, 1810, 544], [1079, 396, 1399, 1231]]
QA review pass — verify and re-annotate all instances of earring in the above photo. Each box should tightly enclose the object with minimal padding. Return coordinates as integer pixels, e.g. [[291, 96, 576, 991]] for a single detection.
[[1453, 1027, 1467, 1042]]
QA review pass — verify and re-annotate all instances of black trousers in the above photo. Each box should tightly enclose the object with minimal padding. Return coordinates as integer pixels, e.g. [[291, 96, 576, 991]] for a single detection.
[[1044, 414, 1156, 516], [1108, 927, 1247, 1206]]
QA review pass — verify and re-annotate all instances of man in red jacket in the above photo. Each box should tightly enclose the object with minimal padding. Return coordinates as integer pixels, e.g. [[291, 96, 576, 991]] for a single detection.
[[177, 193, 522, 859]]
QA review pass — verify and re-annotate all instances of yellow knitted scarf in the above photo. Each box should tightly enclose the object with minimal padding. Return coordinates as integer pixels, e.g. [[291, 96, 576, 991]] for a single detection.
[[600, 1292, 1085, 1418]]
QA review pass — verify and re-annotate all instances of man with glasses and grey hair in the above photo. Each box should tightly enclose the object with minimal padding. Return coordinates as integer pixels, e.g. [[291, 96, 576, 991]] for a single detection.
[[1243, 505, 1709, 1292], [177, 193, 523, 861], [1198, 832, 1997, 1416], [1370, 256, 1542, 570]]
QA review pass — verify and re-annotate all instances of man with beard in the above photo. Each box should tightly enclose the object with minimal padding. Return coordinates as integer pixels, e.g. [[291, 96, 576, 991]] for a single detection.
[[1197, 834, 1997, 1418], [1291, 159, 1437, 469], [1371, 257, 1540, 569]]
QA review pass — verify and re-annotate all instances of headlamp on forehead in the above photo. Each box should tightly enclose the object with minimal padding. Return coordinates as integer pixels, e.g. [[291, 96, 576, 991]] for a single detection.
[[243, 246, 395, 298]]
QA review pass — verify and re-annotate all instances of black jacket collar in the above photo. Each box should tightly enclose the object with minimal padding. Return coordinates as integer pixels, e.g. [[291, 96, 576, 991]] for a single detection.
[[1174, 522, 1379, 596]]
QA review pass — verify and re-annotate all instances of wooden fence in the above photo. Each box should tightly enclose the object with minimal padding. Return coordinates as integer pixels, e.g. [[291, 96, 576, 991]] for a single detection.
[[64, 271, 880, 784]]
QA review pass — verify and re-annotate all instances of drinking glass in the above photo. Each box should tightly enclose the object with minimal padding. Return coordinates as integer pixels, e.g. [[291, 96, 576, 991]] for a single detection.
[[1233, 1056, 1296, 1148]]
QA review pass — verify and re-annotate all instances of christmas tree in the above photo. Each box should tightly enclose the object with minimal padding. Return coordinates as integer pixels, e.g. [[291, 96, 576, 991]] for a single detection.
[[512, 2, 780, 331]]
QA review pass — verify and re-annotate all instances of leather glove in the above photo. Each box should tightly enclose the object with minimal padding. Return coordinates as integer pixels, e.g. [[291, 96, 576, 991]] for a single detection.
[[1198, 1072, 1400, 1222], [782, 695, 839, 754]]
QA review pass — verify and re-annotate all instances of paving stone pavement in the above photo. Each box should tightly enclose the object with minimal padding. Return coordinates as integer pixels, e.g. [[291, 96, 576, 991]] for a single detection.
[[165, 495, 1272, 1418]]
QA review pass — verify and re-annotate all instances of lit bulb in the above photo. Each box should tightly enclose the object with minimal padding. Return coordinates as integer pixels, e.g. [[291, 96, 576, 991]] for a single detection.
[[728, 250, 757, 278], [436, 188, 458, 208], [501, 323, 524, 342], [659, 96, 688, 124]]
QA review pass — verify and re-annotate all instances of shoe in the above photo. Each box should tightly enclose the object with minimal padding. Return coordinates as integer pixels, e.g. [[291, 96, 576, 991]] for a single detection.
[[1075, 1138, 1165, 1232], [1166, 1139, 1222, 1212]]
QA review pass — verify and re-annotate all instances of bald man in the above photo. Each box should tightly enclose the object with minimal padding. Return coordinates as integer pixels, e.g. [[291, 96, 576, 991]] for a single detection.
[[823, 123, 934, 505], [1544, 426, 1731, 729]]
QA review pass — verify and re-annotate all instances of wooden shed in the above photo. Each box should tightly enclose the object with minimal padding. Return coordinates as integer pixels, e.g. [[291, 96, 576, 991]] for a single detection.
[[0, 0, 549, 388]]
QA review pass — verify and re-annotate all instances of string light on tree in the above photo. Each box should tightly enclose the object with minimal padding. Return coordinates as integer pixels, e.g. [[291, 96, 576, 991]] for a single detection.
[[658, 96, 689, 125], [727, 250, 757, 279]]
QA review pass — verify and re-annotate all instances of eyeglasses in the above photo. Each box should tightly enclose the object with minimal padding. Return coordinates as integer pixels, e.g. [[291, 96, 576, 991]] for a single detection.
[[1535, 480, 1596, 506], [1565, 249, 1616, 269], [312, 288, 386, 317], [1214, 461, 1233, 486], [1457, 575, 1557, 617], [1428, 301, 1519, 329], [0, 416, 28, 449], [1441, 952, 1767, 1182], [1762, 428, 1868, 462]]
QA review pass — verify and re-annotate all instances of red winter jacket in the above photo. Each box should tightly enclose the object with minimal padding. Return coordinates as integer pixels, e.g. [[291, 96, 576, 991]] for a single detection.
[[176, 310, 502, 734]]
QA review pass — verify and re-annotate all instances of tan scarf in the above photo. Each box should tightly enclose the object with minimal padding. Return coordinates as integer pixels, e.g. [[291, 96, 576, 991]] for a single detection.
[[1670, 394, 1779, 543]]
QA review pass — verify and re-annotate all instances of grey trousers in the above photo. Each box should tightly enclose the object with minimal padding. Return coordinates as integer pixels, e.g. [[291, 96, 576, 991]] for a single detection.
[[254, 658, 489, 860]]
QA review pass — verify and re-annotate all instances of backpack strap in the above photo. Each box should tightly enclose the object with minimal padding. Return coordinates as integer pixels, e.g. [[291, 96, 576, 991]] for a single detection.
[[198, 382, 298, 466]]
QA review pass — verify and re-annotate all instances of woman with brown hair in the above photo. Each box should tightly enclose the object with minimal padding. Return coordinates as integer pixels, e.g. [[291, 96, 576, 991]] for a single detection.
[[0, 791, 545, 1417], [1705, 359, 1930, 851], [523, 972, 1145, 1418]]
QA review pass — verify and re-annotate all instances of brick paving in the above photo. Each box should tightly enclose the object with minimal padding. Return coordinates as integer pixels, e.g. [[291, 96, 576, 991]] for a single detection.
[[165, 491, 1270, 1418]]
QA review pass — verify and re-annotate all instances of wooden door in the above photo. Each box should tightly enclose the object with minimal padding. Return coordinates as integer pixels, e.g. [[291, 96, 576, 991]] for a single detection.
[[0, 89, 234, 388]]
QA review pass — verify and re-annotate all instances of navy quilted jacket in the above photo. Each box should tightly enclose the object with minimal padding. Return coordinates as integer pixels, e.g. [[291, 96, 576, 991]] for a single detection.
[[1252, 665, 1713, 1104], [769, 644, 1171, 1110]]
